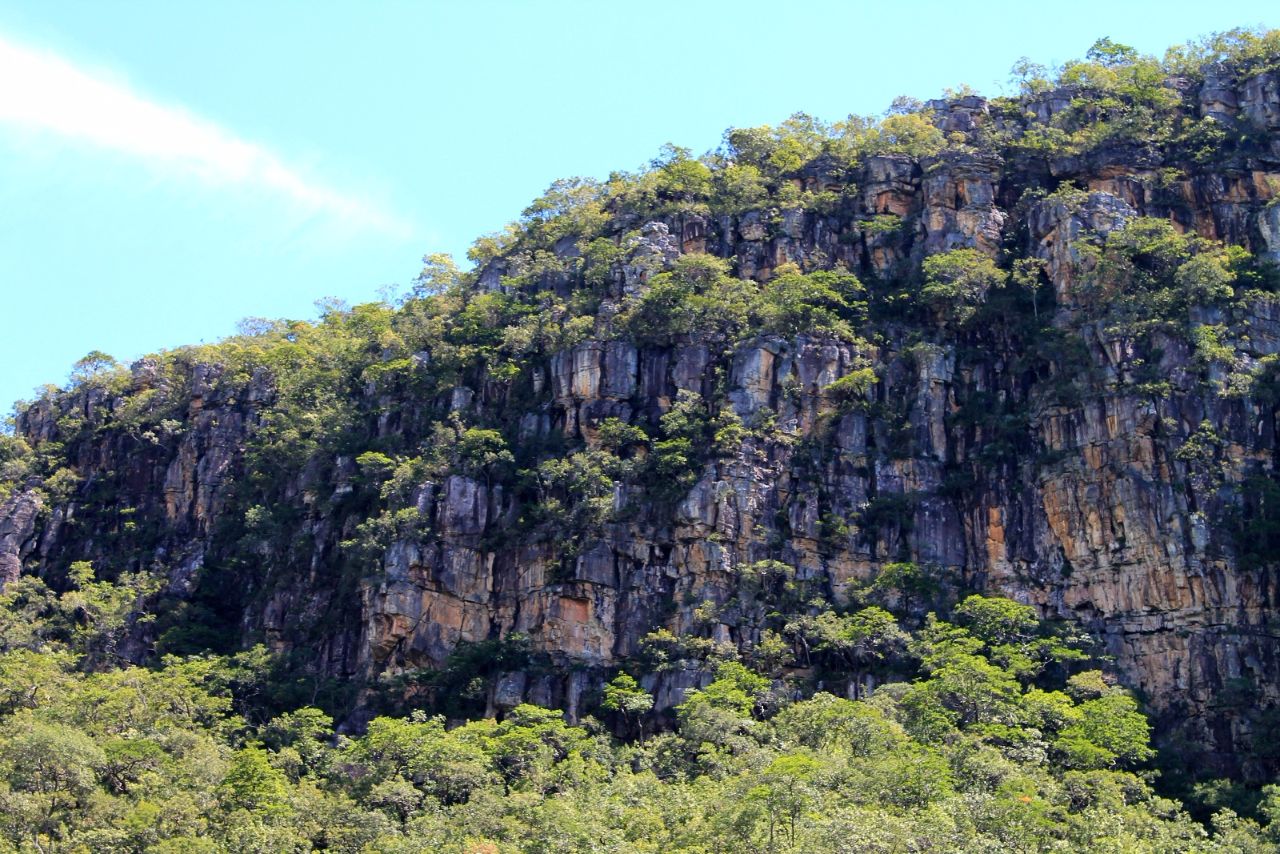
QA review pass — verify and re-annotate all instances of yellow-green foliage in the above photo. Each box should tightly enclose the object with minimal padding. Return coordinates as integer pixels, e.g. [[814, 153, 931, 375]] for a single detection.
[[0, 586, 1267, 852]]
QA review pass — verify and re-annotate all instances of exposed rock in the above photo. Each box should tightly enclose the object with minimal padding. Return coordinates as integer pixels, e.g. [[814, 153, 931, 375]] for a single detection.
[[1200, 67, 1240, 122], [927, 95, 990, 137], [622, 222, 679, 294], [1259, 202, 1280, 262], [920, 151, 1006, 254], [1029, 191, 1136, 308], [861, 155, 920, 216], [1241, 71, 1280, 131], [738, 210, 768, 242], [0, 489, 41, 589]]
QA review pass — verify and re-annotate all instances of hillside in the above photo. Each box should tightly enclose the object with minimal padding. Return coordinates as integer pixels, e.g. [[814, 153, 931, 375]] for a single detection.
[[3, 29, 1280, 851]]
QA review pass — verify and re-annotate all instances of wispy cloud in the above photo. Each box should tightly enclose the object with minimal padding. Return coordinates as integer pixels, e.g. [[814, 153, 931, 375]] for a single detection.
[[0, 33, 405, 235]]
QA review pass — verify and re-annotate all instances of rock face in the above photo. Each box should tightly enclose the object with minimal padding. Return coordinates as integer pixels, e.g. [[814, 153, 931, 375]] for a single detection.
[[5, 62, 1280, 774], [0, 489, 41, 588]]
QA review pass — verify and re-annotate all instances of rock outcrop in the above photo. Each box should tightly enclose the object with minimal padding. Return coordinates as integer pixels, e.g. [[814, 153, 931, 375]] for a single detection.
[[0, 489, 41, 588]]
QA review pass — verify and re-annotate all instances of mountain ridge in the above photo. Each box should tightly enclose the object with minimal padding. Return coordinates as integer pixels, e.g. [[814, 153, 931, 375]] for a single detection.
[[4, 29, 1280, 848]]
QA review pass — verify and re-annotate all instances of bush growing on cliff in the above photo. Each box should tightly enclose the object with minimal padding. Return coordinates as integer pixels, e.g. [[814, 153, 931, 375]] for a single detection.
[[0, 434, 31, 501], [757, 267, 866, 340], [1164, 26, 1280, 80], [622, 253, 760, 344], [724, 113, 833, 176], [858, 111, 947, 159], [920, 248, 1006, 326]]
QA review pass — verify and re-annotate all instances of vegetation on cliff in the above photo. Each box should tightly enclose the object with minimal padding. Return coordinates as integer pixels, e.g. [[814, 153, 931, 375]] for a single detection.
[[3, 27, 1280, 851]]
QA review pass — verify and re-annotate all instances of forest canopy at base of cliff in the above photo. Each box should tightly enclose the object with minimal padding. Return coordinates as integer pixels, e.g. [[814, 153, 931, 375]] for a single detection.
[[2, 568, 1276, 853], [4, 26, 1280, 852]]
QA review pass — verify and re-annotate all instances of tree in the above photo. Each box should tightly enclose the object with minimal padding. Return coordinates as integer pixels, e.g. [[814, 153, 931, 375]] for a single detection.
[[69, 350, 124, 389], [456, 428, 514, 479], [1010, 57, 1051, 94], [601, 673, 654, 737], [757, 268, 864, 340], [784, 607, 907, 697], [1011, 257, 1049, 321], [1055, 692, 1155, 769], [1086, 37, 1139, 67], [218, 747, 292, 816], [678, 661, 770, 749], [863, 561, 940, 614], [953, 595, 1038, 647], [872, 113, 946, 157], [262, 707, 333, 773], [920, 249, 1005, 326], [772, 692, 905, 756], [409, 253, 460, 299], [755, 753, 822, 849], [1, 717, 105, 821]]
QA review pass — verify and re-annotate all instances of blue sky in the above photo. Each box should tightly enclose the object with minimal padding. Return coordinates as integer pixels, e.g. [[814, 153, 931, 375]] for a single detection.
[[0, 1, 1275, 413]]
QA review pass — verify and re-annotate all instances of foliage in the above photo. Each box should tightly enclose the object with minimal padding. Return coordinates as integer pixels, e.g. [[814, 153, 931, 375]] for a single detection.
[[0, 584, 1263, 852], [920, 248, 1006, 326], [600, 673, 654, 735], [756, 267, 866, 340]]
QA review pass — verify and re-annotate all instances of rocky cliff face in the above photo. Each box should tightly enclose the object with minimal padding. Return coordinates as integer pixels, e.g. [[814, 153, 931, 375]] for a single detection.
[[5, 56, 1280, 774]]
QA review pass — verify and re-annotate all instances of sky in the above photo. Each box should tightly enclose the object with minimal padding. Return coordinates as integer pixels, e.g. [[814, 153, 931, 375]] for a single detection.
[[0, 1, 1275, 413]]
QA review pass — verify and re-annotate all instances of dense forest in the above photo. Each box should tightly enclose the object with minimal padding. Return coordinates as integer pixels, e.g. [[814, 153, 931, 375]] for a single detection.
[[4, 27, 1280, 852], [1, 574, 1267, 852]]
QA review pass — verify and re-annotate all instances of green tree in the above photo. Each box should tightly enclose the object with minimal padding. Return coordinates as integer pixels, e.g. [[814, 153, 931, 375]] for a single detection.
[[1055, 691, 1155, 769], [757, 268, 865, 340], [678, 661, 770, 749], [1086, 37, 1140, 67], [409, 252, 460, 299], [920, 249, 1005, 326], [784, 607, 907, 696], [953, 595, 1038, 646], [218, 747, 292, 816], [601, 673, 654, 736], [1, 717, 105, 823]]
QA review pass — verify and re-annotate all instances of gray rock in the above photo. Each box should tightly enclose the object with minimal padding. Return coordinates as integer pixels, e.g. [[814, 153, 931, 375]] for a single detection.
[[0, 490, 42, 588]]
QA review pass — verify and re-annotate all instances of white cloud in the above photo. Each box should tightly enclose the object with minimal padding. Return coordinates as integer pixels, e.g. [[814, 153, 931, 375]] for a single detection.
[[0, 33, 405, 235]]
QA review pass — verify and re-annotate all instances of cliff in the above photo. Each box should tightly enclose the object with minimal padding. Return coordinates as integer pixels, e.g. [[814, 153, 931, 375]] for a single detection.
[[4, 36, 1280, 781]]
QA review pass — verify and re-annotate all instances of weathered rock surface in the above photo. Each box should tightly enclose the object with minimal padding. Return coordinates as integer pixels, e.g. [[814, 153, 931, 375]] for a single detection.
[[0, 489, 41, 588]]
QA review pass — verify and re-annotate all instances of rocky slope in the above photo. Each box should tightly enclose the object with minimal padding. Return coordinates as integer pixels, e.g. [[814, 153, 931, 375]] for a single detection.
[[4, 37, 1280, 779]]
